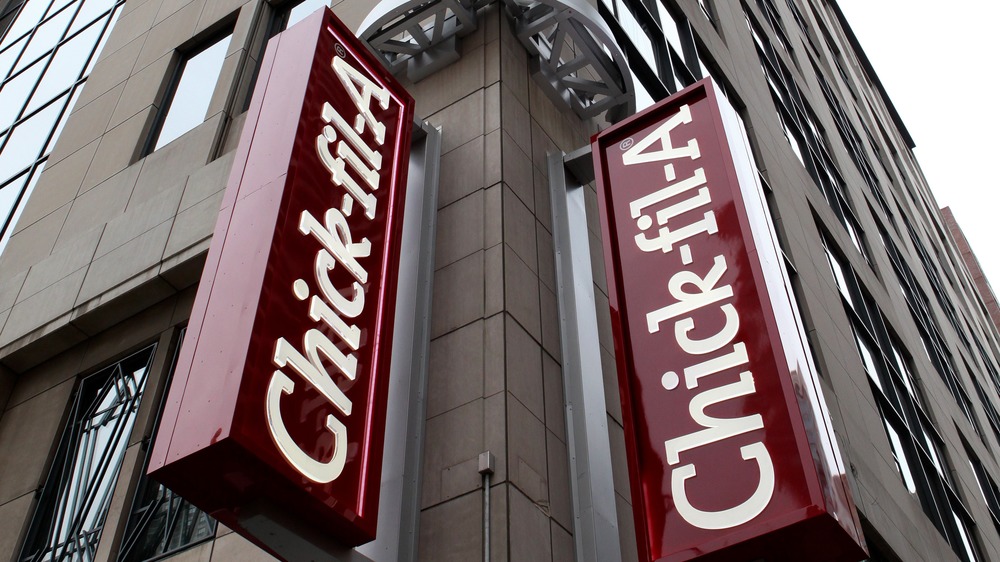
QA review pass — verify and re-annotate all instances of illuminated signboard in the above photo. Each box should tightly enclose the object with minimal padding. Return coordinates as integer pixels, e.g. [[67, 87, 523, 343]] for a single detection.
[[148, 7, 414, 554], [593, 80, 866, 561]]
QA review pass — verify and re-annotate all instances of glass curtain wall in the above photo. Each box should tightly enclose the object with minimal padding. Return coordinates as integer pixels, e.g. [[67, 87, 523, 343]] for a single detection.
[[0, 0, 125, 254]]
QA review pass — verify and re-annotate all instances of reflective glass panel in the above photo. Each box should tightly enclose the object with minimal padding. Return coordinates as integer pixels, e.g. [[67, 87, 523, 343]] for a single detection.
[[0, 170, 28, 230], [0, 0, 125, 249], [656, 3, 683, 56], [0, 34, 27, 79], [0, 92, 64, 180], [0, 58, 46, 131], [855, 332, 880, 390], [2, 159, 44, 236], [26, 19, 101, 111], [16, 6, 73, 70], [952, 510, 979, 562], [883, 420, 917, 494], [68, 0, 113, 34], [2, 0, 49, 48], [118, 329, 217, 562], [153, 32, 232, 150], [46, 0, 77, 19], [119, 483, 216, 561], [618, 5, 656, 72], [630, 69, 654, 111]]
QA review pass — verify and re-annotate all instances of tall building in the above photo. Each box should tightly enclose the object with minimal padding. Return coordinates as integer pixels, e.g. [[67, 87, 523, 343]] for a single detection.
[[941, 207, 1000, 336], [0, 0, 999, 561]]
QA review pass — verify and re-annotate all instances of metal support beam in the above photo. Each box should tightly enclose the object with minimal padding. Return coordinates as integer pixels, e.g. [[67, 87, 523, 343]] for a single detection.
[[361, 0, 634, 121], [548, 149, 623, 562], [348, 121, 441, 562]]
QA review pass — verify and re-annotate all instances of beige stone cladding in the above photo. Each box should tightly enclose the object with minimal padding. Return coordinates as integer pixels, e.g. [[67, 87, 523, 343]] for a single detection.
[[2, 0, 1000, 561]]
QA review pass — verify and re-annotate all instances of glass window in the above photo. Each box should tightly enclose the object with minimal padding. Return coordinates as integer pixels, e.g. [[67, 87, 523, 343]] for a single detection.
[[967, 446, 1000, 535], [656, 2, 683, 56], [630, 68, 654, 111], [0, 58, 46, 131], [618, 4, 656, 72], [824, 244, 853, 308], [951, 510, 981, 562], [0, 0, 125, 253], [150, 32, 231, 151], [698, 0, 713, 22], [883, 416, 916, 494], [68, 0, 115, 35], [27, 20, 102, 112], [0, 169, 28, 231], [118, 331, 216, 562], [891, 343, 921, 405], [119, 485, 216, 562], [855, 331, 880, 389], [3, 1, 49, 47], [824, 224, 984, 561], [0, 92, 65, 179], [18, 346, 156, 562], [17, 7, 73, 68], [0, 34, 27, 78]]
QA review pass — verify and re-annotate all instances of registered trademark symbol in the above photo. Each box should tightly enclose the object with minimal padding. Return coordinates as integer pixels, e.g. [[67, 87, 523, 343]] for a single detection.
[[335, 44, 346, 58], [619, 137, 634, 151]]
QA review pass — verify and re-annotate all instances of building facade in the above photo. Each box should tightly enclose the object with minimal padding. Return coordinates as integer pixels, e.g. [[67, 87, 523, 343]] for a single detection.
[[942, 207, 1000, 336], [0, 0, 999, 561]]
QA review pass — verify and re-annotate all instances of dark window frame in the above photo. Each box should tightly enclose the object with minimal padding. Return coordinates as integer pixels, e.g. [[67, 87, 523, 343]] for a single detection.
[[117, 328, 217, 562], [0, 0, 125, 245], [823, 234, 984, 562], [747, 8, 869, 260], [18, 345, 158, 562], [143, 25, 235, 156]]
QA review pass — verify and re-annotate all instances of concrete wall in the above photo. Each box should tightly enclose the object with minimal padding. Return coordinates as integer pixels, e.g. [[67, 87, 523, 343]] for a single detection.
[[1, 0, 999, 561]]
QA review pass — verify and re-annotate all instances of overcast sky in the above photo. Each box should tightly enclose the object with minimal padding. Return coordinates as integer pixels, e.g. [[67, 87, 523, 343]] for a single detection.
[[835, 1, 1000, 298]]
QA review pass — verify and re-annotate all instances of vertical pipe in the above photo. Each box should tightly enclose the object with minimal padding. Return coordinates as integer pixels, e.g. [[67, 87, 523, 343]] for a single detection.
[[483, 471, 491, 562], [479, 451, 495, 562]]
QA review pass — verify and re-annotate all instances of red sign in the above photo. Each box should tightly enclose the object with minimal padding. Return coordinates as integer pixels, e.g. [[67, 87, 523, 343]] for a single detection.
[[148, 7, 414, 554], [593, 80, 866, 561]]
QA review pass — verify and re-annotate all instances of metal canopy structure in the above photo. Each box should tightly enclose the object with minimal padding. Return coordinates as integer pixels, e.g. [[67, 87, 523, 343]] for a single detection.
[[360, 0, 634, 121]]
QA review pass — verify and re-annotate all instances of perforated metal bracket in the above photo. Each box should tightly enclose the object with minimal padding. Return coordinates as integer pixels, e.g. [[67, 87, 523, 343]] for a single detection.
[[359, 0, 634, 121], [361, 0, 491, 83], [502, 0, 633, 121]]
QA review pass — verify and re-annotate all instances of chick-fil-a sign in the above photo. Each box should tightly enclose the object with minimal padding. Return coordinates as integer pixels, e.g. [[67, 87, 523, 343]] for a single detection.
[[148, 7, 413, 556], [593, 80, 866, 561]]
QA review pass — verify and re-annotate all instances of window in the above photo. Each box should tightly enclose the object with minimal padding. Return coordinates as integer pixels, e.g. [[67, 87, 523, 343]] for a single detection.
[[754, 0, 791, 55], [903, 220, 966, 348], [823, 235, 983, 561], [746, 9, 868, 259], [966, 442, 1000, 536], [810, 58, 892, 221], [880, 223, 982, 436], [118, 331, 216, 562], [970, 373, 1000, 446], [0, 0, 124, 252], [698, 0, 714, 23], [148, 31, 232, 152], [595, 0, 715, 105], [18, 346, 156, 562]]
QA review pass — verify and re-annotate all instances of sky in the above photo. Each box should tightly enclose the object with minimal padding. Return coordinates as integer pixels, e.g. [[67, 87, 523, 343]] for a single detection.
[[835, 1, 1000, 296]]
